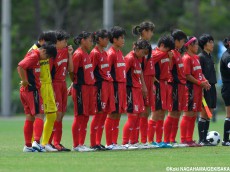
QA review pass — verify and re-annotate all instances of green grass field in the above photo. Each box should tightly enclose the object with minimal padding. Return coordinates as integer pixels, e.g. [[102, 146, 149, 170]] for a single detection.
[[0, 115, 230, 172]]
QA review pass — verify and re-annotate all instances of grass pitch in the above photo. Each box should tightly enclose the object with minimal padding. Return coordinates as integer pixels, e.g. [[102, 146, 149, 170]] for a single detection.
[[0, 115, 229, 172]]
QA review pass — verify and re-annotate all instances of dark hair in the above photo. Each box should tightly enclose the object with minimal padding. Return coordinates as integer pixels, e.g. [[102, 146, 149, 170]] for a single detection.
[[56, 30, 70, 41], [109, 26, 126, 43], [73, 31, 92, 45], [223, 36, 230, 49], [38, 30, 57, 44], [92, 29, 109, 44], [132, 21, 155, 36], [157, 35, 175, 50], [134, 39, 152, 59], [171, 29, 187, 41], [41, 43, 57, 59], [198, 34, 214, 50]]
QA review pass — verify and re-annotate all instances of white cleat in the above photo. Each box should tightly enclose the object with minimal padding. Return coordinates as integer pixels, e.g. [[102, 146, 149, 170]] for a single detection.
[[23, 146, 38, 152], [44, 144, 58, 152], [105, 144, 126, 150], [121, 144, 138, 150], [132, 143, 151, 149], [73, 145, 94, 152], [32, 141, 46, 152]]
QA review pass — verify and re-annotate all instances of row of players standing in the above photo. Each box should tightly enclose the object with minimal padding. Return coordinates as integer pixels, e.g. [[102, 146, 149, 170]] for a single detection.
[[18, 21, 230, 152]]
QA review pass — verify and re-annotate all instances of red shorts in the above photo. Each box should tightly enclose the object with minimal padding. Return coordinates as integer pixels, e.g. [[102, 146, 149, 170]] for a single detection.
[[184, 82, 202, 112], [168, 83, 186, 111], [96, 81, 116, 114], [151, 80, 169, 111], [72, 84, 97, 116], [143, 75, 155, 107], [113, 82, 127, 114], [127, 86, 145, 114], [53, 81, 67, 112], [20, 90, 43, 115]]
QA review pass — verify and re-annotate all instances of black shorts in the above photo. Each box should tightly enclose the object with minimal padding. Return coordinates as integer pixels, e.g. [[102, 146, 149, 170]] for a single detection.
[[203, 84, 217, 108], [221, 83, 230, 106]]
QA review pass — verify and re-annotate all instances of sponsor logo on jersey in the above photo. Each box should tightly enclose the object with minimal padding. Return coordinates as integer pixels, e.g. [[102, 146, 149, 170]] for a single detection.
[[85, 64, 93, 69], [117, 63, 125, 67], [57, 59, 68, 66], [161, 58, 170, 63], [178, 63, 184, 68], [134, 70, 141, 74], [193, 66, 201, 71], [101, 64, 109, 69], [35, 68, 40, 72]]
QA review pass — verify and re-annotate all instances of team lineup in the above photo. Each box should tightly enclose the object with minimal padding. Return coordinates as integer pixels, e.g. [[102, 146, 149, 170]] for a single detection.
[[17, 21, 230, 152]]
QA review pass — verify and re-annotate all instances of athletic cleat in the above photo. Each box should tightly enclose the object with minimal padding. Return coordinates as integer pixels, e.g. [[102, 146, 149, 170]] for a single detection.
[[150, 142, 160, 148], [91, 145, 106, 151], [222, 141, 230, 146], [54, 144, 71, 151], [198, 141, 214, 146], [121, 144, 138, 150], [23, 146, 38, 152], [32, 141, 46, 152], [186, 141, 202, 147], [106, 144, 126, 150], [132, 143, 150, 149], [44, 144, 58, 152], [73, 145, 95, 152], [171, 141, 187, 148], [158, 142, 173, 148]]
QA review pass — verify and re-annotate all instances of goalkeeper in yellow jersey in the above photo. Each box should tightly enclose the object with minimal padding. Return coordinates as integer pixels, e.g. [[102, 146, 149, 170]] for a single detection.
[[30, 31, 59, 152]]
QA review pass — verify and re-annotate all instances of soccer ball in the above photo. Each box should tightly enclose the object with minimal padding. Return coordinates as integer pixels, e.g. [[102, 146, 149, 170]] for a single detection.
[[206, 131, 221, 146]]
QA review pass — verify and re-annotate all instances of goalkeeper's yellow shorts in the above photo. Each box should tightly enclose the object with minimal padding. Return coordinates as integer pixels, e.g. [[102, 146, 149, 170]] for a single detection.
[[40, 83, 57, 113]]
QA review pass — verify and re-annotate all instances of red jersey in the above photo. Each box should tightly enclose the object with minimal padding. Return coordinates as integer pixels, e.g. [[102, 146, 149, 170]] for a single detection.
[[182, 52, 206, 82], [152, 48, 171, 81], [90, 46, 113, 82], [18, 49, 41, 91], [72, 47, 95, 85], [107, 46, 126, 83], [140, 56, 155, 76], [171, 49, 186, 84], [51, 47, 68, 82], [125, 51, 142, 88]]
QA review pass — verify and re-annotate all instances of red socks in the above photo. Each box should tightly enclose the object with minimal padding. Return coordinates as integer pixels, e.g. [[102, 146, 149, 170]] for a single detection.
[[140, 117, 148, 144], [186, 116, 197, 142], [112, 118, 120, 144], [79, 116, 89, 145], [96, 113, 107, 145], [129, 116, 140, 144], [170, 117, 179, 142], [90, 115, 100, 147], [163, 116, 174, 143], [24, 120, 34, 147], [105, 117, 113, 146], [33, 118, 44, 143], [53, 121, 62, 146], [156, 120, 164, 143], [148, 119, 156, 143], [72, 116, 83, 147], [122, 114, 138, 145]]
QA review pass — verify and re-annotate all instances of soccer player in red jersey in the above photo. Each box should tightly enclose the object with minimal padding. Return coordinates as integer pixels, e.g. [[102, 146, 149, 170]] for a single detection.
[[49, 30, 73, 151], [89, 29, 115, 150], [181, 36, 210, 147], [18, 44, 57, 152], [131, 21, 157, 148], [148, 35, 175, 148], [71, 31, 96, 152], [104, 26, 127, 150], [122, 39, 152, 149], [163, 29, 187, 147]]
